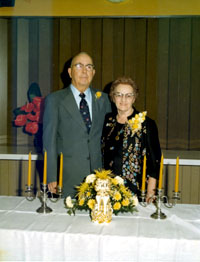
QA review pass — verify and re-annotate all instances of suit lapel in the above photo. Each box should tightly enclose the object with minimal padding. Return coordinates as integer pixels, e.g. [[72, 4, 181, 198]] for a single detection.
[[61, 87, 87, 132], [90, 88, 99, 133]]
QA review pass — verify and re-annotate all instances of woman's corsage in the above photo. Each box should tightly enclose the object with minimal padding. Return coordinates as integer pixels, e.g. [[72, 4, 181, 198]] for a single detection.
[[127, 111, 147, 136]]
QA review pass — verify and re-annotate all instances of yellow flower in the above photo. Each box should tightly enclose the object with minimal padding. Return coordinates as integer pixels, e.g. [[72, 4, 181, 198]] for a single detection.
[[127, 111, 147, 136], [114, 191, 122, 201], [111, 178, 118, 186], [77, 182, 89, 196], [79, 198, 85, 206], [95, 169, 112, 179], [113, 202, 121, 210], [133, 119, 139, 124], [119, 185, 132, 198], [87, 199, 96, 209], [86, 191, 91, 197], [95, 91, 102, 99], [122, 198, 130, 206]]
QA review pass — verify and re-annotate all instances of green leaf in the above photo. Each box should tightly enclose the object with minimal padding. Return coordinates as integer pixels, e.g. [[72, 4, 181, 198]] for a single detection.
[[13, 107, 27, 116], [27, 82, 42, 102]]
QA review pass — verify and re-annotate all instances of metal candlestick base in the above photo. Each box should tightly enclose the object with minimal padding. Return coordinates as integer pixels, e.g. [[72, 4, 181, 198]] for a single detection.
[[151, 209, 167, 219], [36, 184, 52, 213], [36, 202, 53, 213]]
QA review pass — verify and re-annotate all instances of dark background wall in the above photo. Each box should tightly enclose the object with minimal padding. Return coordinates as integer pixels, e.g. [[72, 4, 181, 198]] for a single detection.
[[0, 17, 200, 150]]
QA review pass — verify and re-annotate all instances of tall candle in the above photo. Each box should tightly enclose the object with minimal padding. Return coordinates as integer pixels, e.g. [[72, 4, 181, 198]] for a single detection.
[[141, 155, 146, 191], [175, 156, 179, 192], [59, 152, 63, 188], [28, 151, 31, 186], [158, 154, 164, 189], [43, 150, 47, 185]]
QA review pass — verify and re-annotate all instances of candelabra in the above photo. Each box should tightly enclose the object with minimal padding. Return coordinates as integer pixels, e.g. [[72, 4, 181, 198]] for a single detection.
[[25, 183, 63, 213], [140, 189, 181, 219]]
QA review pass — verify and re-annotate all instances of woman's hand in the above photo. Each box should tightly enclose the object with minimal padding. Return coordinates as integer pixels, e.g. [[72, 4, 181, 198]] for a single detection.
[[146, 177, 157, 203], [48, 181, 57, 193]]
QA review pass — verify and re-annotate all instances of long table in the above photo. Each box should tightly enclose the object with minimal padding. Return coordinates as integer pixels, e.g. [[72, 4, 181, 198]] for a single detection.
[[0, 196, 200, 261]]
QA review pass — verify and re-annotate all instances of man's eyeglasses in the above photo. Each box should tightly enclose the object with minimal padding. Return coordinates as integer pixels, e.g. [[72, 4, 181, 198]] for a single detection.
[[72, 63, 95, 72], [113, 92, 135, 99]]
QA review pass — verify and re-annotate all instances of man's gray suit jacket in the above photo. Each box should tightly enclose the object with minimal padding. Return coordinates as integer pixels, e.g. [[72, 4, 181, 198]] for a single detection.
[[43, 86, 111, 197]]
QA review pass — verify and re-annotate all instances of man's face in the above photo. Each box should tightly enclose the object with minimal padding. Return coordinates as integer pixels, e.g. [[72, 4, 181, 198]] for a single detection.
[[68, 53, 95, 91]]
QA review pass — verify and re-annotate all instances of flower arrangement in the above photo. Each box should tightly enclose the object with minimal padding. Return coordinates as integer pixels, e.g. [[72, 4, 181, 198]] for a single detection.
[[13, 83, 45, 135], [65, 169, 138, 217], [95, 91, 102, 99], [128, 111, 147, 136]]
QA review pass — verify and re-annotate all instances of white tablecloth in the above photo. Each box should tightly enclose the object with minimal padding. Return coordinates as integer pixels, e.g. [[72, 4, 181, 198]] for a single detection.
[[0, 196, 200, 261]]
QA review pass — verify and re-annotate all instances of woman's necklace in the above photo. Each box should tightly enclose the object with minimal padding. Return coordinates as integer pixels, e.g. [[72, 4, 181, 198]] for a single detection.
[[115, 125, 124, 141]]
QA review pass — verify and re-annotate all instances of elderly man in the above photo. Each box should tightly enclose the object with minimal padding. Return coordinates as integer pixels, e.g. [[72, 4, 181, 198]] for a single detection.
[[43, 52, 111, 196]]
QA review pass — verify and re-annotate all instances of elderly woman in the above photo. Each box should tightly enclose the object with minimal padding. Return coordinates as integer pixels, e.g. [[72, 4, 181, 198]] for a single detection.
[[102, 76, 161, 201]]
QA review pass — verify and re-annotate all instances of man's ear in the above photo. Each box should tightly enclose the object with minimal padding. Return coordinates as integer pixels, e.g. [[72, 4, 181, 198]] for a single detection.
[[68, 67, 72, 78]]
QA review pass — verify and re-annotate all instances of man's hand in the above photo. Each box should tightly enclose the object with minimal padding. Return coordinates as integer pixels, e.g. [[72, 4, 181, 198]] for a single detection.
[[48, 181, 57, 193]]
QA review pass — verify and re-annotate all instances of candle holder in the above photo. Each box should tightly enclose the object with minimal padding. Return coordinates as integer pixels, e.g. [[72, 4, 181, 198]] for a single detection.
[[36, 183, 53, 213], [25, 184, 35, 201], [140, 189, 180, 219], [49, 186, 63, 203], [25, 183, 63, 213], [162, 190, 181, 208], [140, 189, 181, 219], [139, 190, 148, 207], [150, 189, 167, 219]]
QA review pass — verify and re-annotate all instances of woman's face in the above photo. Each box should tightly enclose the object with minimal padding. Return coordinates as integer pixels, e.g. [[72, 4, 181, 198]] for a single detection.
[[113, 84, 135, 113]]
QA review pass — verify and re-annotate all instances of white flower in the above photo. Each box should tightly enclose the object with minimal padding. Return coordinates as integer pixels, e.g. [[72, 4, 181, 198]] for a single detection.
[[114, 176, 124, 185], [65, 196, 74, 208], [86, 174, 96, 183], [131, 195, 138, 206]]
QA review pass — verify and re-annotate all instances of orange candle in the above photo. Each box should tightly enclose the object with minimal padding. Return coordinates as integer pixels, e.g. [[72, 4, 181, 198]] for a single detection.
[[174, 156, 179, 192], [59, 152, 63, 188], [158, 154, 164, 189], [27, 151, 31, 186], [43, 150, 47, 185], [141, 155, 146, 191]]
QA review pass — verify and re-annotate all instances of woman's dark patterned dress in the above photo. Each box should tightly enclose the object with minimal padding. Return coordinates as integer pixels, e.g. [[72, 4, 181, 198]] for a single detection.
[[102, 108, 161, 195]]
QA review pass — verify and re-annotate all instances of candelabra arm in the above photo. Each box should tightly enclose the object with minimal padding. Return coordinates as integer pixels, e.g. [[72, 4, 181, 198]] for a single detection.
[[25, 185, 35, 201], [164, 191, 181, 208], [162, 195, 173, 208], [49, 186, 63, 203]]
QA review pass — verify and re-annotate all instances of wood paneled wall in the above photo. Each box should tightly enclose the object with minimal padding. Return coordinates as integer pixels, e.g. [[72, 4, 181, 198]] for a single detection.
[[1, 159, 200, 204], [0, 17, 200, 150]]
